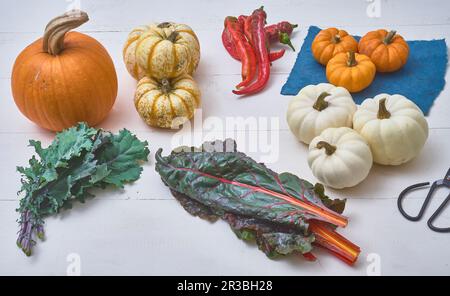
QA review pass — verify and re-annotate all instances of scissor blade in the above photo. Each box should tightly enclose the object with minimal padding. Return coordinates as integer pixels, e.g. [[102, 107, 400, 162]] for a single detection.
[[444, 167, 450, 186]]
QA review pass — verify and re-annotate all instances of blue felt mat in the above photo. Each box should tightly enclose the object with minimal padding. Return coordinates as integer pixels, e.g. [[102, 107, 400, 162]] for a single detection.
[[281, 26, 448, 115]]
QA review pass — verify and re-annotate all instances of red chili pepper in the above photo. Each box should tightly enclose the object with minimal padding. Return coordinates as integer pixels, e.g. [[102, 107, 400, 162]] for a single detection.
[[265, 24, 280, 43], [269, 49, 285, 62], [223, 28, 285, 63], [265, 22, 298, 51], [222, 27, 240, 60], [277, 21, 298, 35], [224, 17, 257, 89], [233, 7, 270, 95], [237, 15, 247, 27], [223, 21, 286, 65], [225, 17, 297, 55], [302, 252, 317, 262], [243, 15, 253, 45]]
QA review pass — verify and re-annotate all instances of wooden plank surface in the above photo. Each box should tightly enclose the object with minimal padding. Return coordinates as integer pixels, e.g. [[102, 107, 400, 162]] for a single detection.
[[0, 0, 449, 275]]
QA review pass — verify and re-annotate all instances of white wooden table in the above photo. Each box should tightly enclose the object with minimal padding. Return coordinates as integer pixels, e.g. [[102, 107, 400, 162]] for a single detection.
[[0, 0, 449, 276]]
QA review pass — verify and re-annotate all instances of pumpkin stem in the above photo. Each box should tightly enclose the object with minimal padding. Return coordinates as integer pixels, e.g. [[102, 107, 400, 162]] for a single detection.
[[384, 30, 397, 44], [347, 51, 357, 67], [332, 34, 341, 44], [42, 10, 89, 55], [377, 98, 391, 119], [313, 92, 331, 111], [316, 141, 337, 156], [158, 22, 172, 28], [167, 31, 179, 43], [160, 79, 172, 94]]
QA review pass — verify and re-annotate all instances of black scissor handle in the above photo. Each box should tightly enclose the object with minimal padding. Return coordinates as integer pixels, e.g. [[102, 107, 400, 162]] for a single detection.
[[427, 193, 450, 233], [397, 182, 434, 221], [398, 180, 450, 233]]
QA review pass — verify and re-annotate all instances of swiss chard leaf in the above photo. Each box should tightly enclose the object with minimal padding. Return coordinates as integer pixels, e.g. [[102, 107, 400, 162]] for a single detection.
[[155, 139, 347, 235], [172, 189, 315, 258], [155, 139, 349, 260]]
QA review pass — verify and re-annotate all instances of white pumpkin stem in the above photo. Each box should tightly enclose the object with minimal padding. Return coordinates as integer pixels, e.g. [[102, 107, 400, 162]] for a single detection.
[[347, 51, 357, 67], [160, 79, 172, 94], [332, 34, 341, 44], [43, 10, 89, 55], [377, 98, 391, 119], [316, 141, 337, 156], [313, 92, 331, 111], [384, 30, 397, 45]]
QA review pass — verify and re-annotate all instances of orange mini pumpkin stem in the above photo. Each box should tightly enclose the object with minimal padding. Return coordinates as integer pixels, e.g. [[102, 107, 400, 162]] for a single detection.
[[331, 34, 341, 44], [383, 30, 397, 44], [43, 10, 89, 55], [347, 51, 357, 67]]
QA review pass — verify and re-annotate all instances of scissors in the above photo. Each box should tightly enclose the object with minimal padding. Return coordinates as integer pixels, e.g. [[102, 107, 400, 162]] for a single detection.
[[397, 167, 450, 233]]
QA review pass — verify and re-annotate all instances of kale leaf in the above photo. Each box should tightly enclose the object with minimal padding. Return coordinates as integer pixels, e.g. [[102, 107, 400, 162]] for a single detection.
[[16, 123, 149, 256]]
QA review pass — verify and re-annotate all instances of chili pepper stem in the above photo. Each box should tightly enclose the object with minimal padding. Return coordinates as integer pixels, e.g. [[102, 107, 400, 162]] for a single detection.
[[280, 32, 295, 51]]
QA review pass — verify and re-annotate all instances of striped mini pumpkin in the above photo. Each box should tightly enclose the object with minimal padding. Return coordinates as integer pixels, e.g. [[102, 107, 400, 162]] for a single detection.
[[123, 22, 200, 80], [134, 74, 201, 128], [123, 25, 151, 80]]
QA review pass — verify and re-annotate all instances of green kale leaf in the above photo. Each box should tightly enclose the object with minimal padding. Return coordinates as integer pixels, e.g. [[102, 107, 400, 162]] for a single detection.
[[16, 123, 149, 256]]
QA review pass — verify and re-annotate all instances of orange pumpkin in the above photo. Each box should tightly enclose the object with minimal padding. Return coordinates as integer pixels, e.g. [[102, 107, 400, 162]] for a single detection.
[[358, 30, 409, 72], [326, 51, 376, 93], [311, 28, 358, 65], [11, 10, 118, 132]]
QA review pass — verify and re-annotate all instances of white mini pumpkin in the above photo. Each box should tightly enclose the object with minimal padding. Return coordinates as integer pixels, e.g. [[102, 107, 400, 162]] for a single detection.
[[286, 83, 357, 144], [353, 94, 428, 165], [308, 127, 373, 189]]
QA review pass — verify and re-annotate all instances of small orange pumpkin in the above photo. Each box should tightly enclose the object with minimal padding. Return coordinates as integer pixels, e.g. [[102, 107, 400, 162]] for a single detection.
[[311, 28, 358, 65], [11, 10, 118, 132], [326, 51, 376, 93], [358, 29, 409, 72]]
